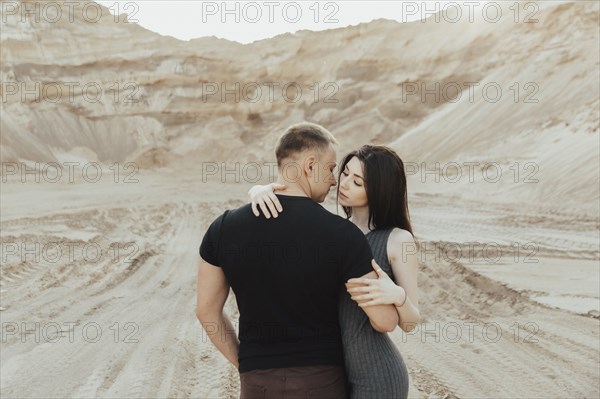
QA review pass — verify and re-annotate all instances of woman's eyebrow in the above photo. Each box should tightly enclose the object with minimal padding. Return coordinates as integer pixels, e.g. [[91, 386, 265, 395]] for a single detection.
[[346, 168, 365, 180]]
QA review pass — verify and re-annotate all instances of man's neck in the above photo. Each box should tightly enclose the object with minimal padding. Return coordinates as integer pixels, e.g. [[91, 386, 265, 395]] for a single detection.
[[275, 179, 309, 198], [276, 190, 309, 198]]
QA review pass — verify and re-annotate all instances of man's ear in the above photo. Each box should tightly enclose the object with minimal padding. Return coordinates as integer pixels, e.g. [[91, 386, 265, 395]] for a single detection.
[[304, 155, 317, 175]]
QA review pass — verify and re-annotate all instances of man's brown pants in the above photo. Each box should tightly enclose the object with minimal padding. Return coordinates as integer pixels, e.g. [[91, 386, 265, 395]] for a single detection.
[[239, 365, 348, 399]]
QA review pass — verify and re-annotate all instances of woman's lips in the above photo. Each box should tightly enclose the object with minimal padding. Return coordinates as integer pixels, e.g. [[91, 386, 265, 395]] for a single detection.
[[338, 191, 348, 199]]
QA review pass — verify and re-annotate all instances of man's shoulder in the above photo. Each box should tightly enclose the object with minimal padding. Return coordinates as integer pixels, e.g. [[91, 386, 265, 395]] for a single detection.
[[215, 203, 253, 223], [320, 212, 366, 239]]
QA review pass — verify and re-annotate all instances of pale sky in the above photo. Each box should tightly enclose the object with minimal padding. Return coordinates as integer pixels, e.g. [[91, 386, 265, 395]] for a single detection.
[[94, 1, 467, 43]]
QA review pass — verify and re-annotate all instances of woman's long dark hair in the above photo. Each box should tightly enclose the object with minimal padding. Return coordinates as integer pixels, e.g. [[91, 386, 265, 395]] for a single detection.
[[336, 145, 414, 236]]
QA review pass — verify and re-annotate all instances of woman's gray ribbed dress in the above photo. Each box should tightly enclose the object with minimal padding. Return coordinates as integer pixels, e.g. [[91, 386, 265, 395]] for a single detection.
[[339, 228, 410, 399]]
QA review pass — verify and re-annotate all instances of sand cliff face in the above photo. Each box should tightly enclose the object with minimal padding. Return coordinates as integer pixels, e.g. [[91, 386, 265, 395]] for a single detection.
[[1, 0, 598, 207]]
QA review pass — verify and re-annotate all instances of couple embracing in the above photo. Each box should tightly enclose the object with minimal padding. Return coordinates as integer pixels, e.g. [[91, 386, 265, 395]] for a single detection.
[[196, 122, 420, 399]]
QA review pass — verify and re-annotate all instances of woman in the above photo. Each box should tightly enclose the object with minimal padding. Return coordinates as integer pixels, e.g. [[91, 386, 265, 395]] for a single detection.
[[248, 145, 420, 399]]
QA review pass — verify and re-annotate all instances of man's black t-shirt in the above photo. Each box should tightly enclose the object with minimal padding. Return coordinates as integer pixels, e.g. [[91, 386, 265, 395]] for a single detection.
[[199, 194, 373, 373]]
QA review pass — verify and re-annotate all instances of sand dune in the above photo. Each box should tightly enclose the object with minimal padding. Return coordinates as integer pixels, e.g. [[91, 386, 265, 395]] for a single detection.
[[1, 174, 598, 397], [2, 1, 598, 207]]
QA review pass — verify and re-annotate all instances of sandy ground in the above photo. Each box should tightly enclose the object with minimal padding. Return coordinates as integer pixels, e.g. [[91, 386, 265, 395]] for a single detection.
[[1, 167, 599, 398]]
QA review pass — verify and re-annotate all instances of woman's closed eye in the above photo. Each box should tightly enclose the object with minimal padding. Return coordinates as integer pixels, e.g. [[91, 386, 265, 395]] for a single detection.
[[343, 170, 362, 187]]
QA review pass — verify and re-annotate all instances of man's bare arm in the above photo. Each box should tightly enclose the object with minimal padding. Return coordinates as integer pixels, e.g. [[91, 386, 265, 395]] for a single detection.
[[195, 258, 239, 368], [350, 270, 399, 332]]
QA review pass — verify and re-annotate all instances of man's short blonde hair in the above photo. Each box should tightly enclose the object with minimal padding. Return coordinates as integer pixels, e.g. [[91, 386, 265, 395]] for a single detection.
[[275, 122, 338, 167]]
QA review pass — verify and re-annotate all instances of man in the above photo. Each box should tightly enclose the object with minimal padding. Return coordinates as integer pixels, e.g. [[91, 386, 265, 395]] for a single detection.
[[196, 122, 398, 398]]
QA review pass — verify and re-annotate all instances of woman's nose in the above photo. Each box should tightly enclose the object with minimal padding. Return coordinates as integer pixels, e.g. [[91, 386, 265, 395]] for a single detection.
[[340, 176, 349, 189]]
